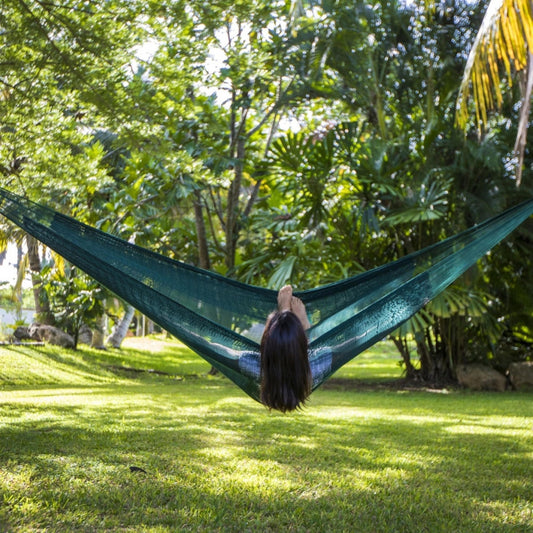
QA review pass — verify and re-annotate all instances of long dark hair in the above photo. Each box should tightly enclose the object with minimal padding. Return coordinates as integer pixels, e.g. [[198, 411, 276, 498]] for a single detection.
[[260, 310, 311, 412]]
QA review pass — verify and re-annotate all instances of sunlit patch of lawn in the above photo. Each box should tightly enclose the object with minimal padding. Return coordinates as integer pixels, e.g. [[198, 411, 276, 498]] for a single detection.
[[0, 337, 531, 532], [332, 339, 405, 381]]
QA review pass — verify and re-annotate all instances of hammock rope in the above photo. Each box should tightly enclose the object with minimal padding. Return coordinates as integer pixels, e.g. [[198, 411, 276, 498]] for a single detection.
[[0, 186, 531, 401]]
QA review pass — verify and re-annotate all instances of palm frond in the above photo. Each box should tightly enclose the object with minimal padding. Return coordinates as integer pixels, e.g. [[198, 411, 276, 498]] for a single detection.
[[455, 0, 533, 132], [267, 256, 297, 289]]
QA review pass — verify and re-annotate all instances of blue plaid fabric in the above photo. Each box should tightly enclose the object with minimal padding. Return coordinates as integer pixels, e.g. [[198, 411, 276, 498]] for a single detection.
[[238, 352, 262, 381], [308, 348, 333, 387], [239, 348, 332, 388]]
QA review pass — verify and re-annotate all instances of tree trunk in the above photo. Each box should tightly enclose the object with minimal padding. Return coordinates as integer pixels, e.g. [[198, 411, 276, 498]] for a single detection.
[[416, 336, 434, 381], [417, 321, 457, 384], [194, 189, 219, 375], [225, 136, 245, 270], [26, 234, 54, 324], [514, 51, 533, 187], [391, 336, 417, 379], [137, 314, 154, 336], [194, 190, 211, 270], [136, 313, 142, 337], [106, 304, 135, 348], [14, 244, 24, 320], [91, 313, 107, 349]]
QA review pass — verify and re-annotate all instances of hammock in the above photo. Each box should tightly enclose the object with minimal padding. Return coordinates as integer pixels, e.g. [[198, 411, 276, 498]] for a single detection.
[[0, 186, 532, 401]]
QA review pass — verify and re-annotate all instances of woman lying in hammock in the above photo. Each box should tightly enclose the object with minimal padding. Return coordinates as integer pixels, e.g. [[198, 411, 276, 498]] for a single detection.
[[259, 285, 313, 412], [239, 284, 332, 412]]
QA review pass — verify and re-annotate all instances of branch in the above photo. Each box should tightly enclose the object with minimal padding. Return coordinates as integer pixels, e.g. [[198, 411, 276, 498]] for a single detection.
[[247, 76, 297, 138]]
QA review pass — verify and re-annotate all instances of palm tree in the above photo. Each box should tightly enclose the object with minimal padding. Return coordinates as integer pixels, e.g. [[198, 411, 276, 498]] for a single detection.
[[456, 0, 533, 186], [106, 304, 135, 349]]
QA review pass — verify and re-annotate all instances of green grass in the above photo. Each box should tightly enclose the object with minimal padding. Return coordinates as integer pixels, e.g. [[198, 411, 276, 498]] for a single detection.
[[0, 337, 531, 532]]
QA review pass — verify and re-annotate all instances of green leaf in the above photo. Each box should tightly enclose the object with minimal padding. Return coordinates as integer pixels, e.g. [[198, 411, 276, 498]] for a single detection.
[[267, 256, 297, 290]]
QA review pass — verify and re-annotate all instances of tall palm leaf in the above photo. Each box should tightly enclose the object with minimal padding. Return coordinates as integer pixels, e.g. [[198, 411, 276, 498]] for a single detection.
[[456, 0, 533, 186]]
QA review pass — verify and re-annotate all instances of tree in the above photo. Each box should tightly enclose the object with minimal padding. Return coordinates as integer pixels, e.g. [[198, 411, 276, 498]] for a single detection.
[[40, 263, 106, 349], [2, 0, 532, 378], [92, 0, 329, 276], [456, 0, 533, 185], [246, 1, 533, 383], [107, 304, 135, 348], [26, 236, 54, 324], [1, 0, 145, 322]]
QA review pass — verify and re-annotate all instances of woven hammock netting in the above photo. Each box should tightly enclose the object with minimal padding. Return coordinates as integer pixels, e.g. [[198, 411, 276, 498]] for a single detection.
[[0, 186, 532, 401]]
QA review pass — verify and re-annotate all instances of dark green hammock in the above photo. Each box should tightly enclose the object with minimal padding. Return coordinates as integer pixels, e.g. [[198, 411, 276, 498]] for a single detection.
[[0, 186, 532, 401]]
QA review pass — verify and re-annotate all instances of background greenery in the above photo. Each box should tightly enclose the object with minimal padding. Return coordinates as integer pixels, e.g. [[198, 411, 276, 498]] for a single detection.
[[1, 2, 533, 377], [1, 3, 532, 531], [0, 337, 531, 532]]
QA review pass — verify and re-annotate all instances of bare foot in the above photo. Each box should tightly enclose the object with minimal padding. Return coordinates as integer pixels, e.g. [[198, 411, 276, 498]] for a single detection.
[[291, 296, 311, 330], [277, 285, 293, 312]]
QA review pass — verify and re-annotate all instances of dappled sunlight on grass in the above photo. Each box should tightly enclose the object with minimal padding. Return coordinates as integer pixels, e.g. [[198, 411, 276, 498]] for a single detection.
[[332, 340, 405, 381], [0, 345, 118, 386], [120, 335, 212, 375], [1, 384, 531, 531], [0, 337, 531, 531]]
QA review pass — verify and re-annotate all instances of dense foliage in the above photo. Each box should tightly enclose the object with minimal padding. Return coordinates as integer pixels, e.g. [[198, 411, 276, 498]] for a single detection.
[[1, 0, 532, 378]]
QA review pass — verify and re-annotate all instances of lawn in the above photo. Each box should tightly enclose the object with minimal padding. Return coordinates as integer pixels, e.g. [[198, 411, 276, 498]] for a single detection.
[[0, 336, 531, 532]]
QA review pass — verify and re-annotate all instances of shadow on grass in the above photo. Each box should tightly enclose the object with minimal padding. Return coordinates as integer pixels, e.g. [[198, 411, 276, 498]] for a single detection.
[[0, 383, 531, 532], [0, 343, 210, 388], [0, 344, 118, 386]]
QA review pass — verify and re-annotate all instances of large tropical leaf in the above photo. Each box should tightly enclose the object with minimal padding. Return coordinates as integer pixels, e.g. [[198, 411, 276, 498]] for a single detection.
[[267, 256, 297, 289], [456, 0, 533, 129], [382, 175, 450, 226], [455, 0, 533, 185]]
